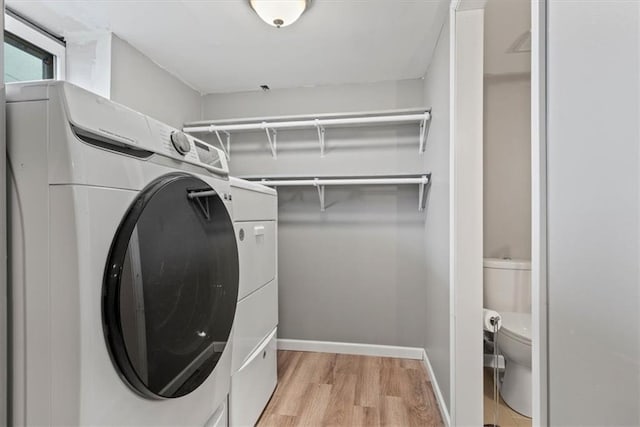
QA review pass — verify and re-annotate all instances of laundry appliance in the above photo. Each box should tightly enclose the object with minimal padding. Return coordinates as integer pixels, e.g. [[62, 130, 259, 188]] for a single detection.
[[228, 178, 278, 427], [7, 81, 238, 426]]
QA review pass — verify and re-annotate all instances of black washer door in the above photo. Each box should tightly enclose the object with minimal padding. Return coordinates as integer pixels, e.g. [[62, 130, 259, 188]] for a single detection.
[[103, 173, 239, 399]]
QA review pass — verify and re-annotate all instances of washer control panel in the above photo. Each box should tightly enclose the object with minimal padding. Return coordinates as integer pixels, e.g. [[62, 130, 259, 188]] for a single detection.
[[147, 117, 228, 174], [60, 82, 228, 175]]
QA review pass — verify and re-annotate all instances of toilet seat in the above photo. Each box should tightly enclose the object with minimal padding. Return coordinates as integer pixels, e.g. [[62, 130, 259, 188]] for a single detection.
[[500, 312, 531, 345]]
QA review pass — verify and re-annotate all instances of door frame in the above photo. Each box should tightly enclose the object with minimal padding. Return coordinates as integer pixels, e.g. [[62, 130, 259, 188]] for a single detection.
[[1, 2, 7, 425], [449, 0, 486, 425], [451, 0, 548, 423], [531, 0, 547, 425]]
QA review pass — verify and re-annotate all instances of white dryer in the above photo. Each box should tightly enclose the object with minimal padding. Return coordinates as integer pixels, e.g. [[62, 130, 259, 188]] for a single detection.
[[7, 81, 238, 426], [229, 178, 278, 427]]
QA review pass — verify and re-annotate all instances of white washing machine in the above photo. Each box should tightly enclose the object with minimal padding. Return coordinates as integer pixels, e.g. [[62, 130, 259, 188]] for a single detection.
[[7, 81, 238, 426]]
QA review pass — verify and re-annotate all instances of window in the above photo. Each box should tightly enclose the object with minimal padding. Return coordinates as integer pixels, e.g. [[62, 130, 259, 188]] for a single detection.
[[4, 32, 54, 82], [4, 12, 65, 82]]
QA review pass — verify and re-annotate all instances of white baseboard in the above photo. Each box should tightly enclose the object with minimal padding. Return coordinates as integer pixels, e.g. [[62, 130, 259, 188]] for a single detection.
[[277, 339, 424, 360], [422, 349, 451, 427]]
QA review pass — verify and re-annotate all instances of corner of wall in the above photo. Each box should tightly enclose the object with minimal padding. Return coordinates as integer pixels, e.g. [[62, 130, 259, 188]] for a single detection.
[[420, 5, 452, 414], [109, 34, 201, 127], [422, 349, 452, 426], [65, 30, 203, 127], [65, 30, 113, 99]]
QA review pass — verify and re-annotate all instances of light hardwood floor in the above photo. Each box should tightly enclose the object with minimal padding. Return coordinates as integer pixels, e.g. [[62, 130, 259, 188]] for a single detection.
[[257, 351, 444, 427], [483, 368, 531, 427]]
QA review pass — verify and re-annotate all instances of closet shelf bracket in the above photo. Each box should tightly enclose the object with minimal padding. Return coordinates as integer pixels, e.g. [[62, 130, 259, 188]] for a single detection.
[[313, 178, 326, 211], [315, 120, 326, 157], [212, 128, 231, 160], [263, 123, 277, 158], [187, 189, 217, 220], [419, 179, 428, 212], [419, 114, 430, 154]]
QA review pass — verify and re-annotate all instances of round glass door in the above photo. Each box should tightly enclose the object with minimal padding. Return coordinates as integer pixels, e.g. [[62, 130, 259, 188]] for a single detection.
[[102, 173, 239, 399]]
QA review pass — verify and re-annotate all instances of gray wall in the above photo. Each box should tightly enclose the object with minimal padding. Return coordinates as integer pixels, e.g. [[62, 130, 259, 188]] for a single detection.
[[483, 74, 531, 260], [421, 18, 450, 411], [547, 1, 640, 425], [202, 80, 432, 347], [202, 80, 425, 120], [110, 35, 201, 129]]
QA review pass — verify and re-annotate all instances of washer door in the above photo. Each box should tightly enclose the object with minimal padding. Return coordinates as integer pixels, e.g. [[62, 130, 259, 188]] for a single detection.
[[103, 173, 239, 399]]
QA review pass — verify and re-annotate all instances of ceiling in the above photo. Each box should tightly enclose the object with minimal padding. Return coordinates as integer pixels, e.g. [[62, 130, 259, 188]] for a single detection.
[[7, 0, 450, 94]]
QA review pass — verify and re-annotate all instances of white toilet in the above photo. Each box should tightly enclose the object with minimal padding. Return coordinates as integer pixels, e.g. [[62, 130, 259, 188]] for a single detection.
[[483, 258, 532, 418]]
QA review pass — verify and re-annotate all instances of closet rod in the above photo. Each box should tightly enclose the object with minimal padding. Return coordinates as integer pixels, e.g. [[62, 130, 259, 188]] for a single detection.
[[258, 176, 429, 187], [251, 174, 431, 212], [185, 107, 430, 127], [183, 112, 430, 134]]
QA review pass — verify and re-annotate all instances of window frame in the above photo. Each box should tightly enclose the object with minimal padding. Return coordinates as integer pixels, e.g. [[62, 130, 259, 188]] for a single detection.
[[4, 13, 65, 80]]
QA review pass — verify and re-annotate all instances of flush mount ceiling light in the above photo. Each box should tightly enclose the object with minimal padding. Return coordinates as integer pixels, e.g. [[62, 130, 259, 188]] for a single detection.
[[249, 0, 312, 28]]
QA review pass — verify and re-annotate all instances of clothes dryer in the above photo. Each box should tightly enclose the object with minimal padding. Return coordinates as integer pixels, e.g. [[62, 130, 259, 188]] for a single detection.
[[228, 178, 278, 427]]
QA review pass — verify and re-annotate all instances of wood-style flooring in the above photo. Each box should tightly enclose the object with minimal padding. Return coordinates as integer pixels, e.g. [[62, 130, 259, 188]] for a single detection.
[[483, 368, 531, 427], [257, 351, 444, 427]]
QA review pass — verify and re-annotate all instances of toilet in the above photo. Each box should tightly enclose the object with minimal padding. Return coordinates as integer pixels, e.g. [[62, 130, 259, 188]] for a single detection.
[[483, 258, 532, 418]]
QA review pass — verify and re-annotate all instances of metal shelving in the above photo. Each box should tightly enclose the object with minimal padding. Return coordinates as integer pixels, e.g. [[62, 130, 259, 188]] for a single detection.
[[183, 108, 431, 159], [243, 174, 431, 212]]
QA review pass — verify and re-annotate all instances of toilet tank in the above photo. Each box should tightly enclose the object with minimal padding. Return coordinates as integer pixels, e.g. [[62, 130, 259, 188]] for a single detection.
[[483, 258, 531, 313]]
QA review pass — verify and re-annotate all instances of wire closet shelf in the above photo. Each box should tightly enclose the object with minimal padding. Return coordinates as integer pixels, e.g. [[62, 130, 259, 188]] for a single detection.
[[241, 174, 432, 212], [183, 108, 432, 160]]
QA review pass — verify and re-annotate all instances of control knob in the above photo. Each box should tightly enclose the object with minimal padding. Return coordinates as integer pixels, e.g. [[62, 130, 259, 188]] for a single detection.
[[170, 131, 191, 155]]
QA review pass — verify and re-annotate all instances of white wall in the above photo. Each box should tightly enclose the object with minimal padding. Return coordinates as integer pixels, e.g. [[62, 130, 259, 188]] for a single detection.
[[201, 80, 432, 348], [422, 16, 451, 414], [65, 31, 112, 99], [110, 35, 201, 129], [483, 74, 531, 259], [547, 1, 640, 425]]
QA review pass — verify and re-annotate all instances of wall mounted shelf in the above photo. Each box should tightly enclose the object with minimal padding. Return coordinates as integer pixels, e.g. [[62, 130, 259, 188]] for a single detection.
[[242, 174, 431, 212], [183, 108, 432, 160]]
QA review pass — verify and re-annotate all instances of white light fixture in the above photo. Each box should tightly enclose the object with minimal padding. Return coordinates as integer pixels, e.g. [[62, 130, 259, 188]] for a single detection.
[[249, 0, 311, 28]]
